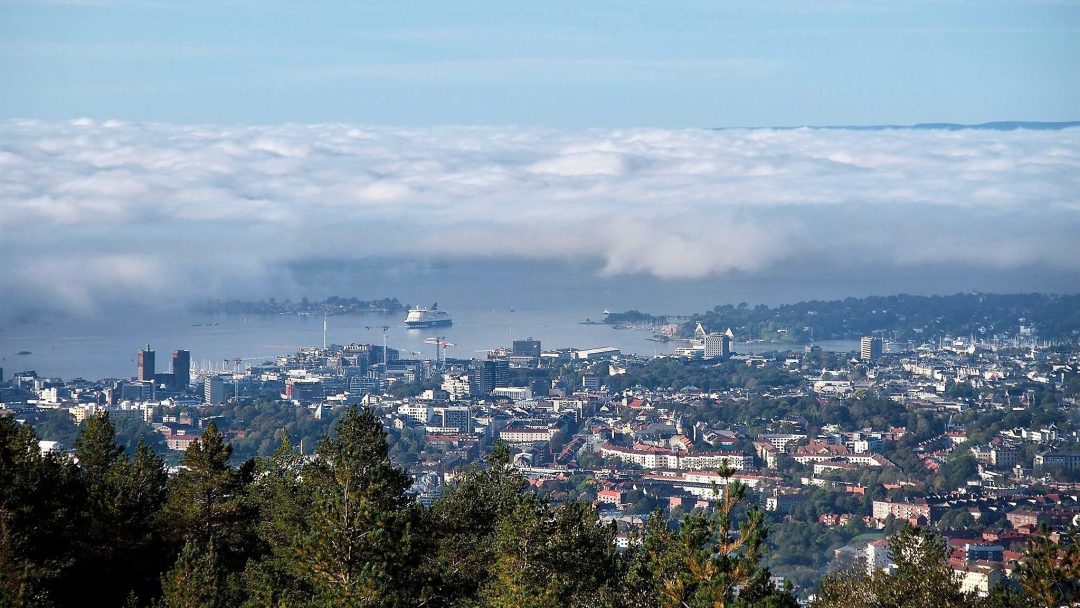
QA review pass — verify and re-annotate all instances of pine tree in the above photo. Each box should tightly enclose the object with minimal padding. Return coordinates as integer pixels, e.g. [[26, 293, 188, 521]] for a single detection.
[[480, 495, 622, 608], [280, 406, 421, 607], [70, 414, 169, 606], [815, 525, 979, 608], [0, 415, 83, 607], [107, 440, 170, 603], [158, 422, 258, 588], [624, 468, 796, 608], [74, 411, 124, 481], [242, 432, 315, 607], [159, 540, 234, 608], [420, 440, 524, 607], [1016, 525, 1080, 608]]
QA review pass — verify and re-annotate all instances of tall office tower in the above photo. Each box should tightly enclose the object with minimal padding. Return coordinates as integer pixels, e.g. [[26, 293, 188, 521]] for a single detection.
[[137, 345, 155, 382], [204, 375, 225, 405], [493, 359, 510, 388], [512, 338, 542, 358], [172, 349, 191, 390], [469, 359, 511, 395], [860, 336, 883, 363]]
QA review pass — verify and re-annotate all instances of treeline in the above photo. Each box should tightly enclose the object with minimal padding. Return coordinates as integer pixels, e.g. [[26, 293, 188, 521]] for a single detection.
[[688, 293, 1080, 342], [191, 296, 406, 315], [603, 358, 803, 393], [603, 310, 671, 326], [0, 409, 797, 608], [814, 525, 1080, 608]]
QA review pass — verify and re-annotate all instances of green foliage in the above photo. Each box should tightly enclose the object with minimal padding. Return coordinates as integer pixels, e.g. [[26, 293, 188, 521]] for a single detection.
[[814, 526, 979, 608], [201, 400, 345, 463], [691, 293, 1080, 342], [1015, 525, 1080, 608], [73, 413, 169, 606], [244, 407, 423, 608], [296, 407, 420, 606], [419, 441, 523, 607], [0, 416, 82, 607], [605, 358, 802, 393], [158, 422, 259, 576], [604, 310, 670, 326], [159, 540, 238, 608], [767, 519, 864, 590], [481, 497, 621, 608], [10, 410, 1080, 608], [935, 452, 978, 492], [623, 471, 797, 608]]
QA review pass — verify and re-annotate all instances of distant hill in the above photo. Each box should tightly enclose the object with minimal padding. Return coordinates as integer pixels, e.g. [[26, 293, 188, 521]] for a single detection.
[[675, 292, 1080, 343], [718, 121, 1080, 131]]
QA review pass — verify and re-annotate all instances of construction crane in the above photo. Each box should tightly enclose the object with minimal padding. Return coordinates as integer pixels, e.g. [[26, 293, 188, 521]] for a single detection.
[[365, 325, 391, 369], [424, 336, 455, 369]]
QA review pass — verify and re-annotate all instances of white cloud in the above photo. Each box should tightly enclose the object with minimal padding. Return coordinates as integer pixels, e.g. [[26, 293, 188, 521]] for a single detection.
[[0, 119, 1078, 318]]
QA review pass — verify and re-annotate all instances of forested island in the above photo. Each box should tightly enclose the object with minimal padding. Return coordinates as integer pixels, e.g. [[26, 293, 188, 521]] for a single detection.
[[192, 296, 407, 315], [606, 293, 1080, 343]]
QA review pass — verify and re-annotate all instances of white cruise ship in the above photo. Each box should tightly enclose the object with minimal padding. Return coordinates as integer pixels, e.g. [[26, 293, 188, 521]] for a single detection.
[[404, 303, 452, 328]]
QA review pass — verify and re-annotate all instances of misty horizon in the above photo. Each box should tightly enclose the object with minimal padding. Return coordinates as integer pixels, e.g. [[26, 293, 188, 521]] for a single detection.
[[2, 118, 1078, 324]]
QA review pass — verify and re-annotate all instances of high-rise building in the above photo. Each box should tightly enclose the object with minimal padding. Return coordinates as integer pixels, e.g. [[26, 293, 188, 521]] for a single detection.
[[470, 359, 510, 394], [703, 334, 731, 360], [137, 345, 155, 382], [204, 375, 225, 405], [172, 349, 191, 390], [512, 338, 541, 358], [860, 336, 883, 363]]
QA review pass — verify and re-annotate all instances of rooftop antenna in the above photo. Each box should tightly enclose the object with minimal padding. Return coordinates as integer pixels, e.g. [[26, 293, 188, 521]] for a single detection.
[[323, 312, 328, 350]]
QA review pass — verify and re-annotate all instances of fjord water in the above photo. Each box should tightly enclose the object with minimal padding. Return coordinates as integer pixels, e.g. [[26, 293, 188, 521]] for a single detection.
[[2, 256, 1061, 380]]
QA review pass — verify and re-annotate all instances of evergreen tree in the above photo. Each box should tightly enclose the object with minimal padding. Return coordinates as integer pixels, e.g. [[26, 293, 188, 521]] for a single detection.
[[158, 422, 257, 593], [420, 440, 523, 607], [261, 406, 421, 607], [480, 495, 622, 608], [0, 416, 83, 607], [74, 411, 124, 480], [1015, 525, 1080, 608], [623, 469, 796, 608], [242, 433, 315, 607], [159, 540, 235, 608], [814, 526, 978, 608], [70, 413, 169, 606]]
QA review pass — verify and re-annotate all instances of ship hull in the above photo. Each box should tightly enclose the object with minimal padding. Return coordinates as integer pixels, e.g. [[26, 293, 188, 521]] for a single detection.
[[404, 319, 453, 328]]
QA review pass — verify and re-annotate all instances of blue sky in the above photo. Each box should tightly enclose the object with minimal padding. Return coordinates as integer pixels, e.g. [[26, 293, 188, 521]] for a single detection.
[[2, 0, 1077, 127]]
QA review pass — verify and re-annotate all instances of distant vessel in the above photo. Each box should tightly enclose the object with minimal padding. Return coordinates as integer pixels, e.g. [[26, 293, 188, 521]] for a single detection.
[[404, 303, 452, 328]]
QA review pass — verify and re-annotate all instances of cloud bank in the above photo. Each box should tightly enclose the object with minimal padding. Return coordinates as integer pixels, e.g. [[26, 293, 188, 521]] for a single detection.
[[1, 119, 1078, 318]]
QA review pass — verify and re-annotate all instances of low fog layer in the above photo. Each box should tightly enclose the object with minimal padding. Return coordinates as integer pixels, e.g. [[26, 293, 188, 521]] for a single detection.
[[1, 119, 1077, 320]]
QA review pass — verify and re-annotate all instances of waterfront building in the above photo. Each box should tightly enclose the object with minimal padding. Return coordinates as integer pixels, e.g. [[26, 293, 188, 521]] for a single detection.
[[172, 349, 191, 390], [704, 333, 731, 359], [137, 345, 155, 382]]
